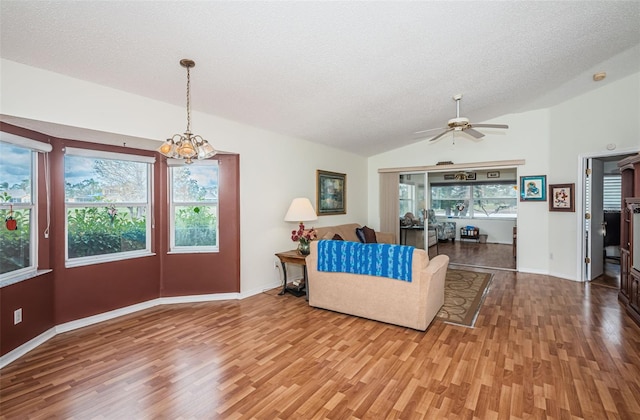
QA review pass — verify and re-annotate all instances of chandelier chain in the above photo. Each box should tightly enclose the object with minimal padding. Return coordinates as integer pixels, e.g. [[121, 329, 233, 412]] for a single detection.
[[186, 65, 191, 133], [157, 58, 216, 163]]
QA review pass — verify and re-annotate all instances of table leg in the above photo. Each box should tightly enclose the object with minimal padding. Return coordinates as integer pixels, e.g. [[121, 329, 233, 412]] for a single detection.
[[278, 261, 288, 295], [304, 265, 309, 301]]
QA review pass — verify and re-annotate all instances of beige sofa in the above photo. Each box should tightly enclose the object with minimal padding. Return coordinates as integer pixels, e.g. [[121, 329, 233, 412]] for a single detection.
[[306, 240, 449, 331], [314, 223, 395, 244]]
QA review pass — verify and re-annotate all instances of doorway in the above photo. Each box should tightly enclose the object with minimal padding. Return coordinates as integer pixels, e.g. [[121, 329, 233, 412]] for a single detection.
[[581, 151, 637, 284], [400, 167, 518, 271]]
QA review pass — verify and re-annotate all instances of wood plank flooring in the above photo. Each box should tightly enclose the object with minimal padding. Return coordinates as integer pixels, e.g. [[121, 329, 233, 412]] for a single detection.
[[2, 271, 640, 419], [438, 240, 516, 270]]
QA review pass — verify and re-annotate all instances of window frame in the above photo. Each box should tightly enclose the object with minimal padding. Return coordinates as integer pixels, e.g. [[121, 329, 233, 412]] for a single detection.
[[168, 159, 219, 254], [0, 141, 38, 283], [64, 148, 154, 268], [430, 180, 518, 219]]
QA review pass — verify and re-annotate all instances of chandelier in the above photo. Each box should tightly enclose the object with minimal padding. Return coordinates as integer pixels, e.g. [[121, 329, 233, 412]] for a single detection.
[[158, 59, 216, 164]]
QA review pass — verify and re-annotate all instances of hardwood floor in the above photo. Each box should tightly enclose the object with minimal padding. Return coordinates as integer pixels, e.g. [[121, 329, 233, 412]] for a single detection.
[[437, 240, 516, 270], [591, 259, 621, 289], [2, 271, 640, 419]]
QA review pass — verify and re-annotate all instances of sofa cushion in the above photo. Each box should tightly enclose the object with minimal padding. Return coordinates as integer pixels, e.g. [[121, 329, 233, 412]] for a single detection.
[[363, 226, 377, 243], [356, 226, 377, 243], [315, 223, 361, 242], [355, 227, 366, 243]]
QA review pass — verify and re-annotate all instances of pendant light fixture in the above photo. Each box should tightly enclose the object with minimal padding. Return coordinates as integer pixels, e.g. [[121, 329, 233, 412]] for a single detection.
[[158, 59, 216, 164]]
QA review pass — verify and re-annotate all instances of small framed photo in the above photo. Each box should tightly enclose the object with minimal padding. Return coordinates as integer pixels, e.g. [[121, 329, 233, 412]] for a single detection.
[[316, 170, 346, 215], [549, 183, 575, 212], [520, 175, 546, 201], [487, 171, 500, 178], [466, 172, 477, 180], [443, 174, 456, 180]]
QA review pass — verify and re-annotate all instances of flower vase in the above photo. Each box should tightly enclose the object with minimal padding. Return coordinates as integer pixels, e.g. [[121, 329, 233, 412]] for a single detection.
[[297, 241, 311, 255]]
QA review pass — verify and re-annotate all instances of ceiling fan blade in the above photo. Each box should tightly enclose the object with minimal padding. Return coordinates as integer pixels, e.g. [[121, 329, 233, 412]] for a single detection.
[[414, 126, 446, 135], [429, 129, 452, 142], [464, 128, 485, 139], [470, 123, 509, 129]]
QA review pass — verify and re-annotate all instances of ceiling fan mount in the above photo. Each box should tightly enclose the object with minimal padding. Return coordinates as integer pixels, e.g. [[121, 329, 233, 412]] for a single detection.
[[416, 94, 509, 142]]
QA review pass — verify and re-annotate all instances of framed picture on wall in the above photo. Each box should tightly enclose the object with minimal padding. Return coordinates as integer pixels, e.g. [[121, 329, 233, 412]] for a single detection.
[[519, 175, 547, 201], [316, 170, 346, 215], [549, 183, 575, 212], [487, 171, 500, 178]]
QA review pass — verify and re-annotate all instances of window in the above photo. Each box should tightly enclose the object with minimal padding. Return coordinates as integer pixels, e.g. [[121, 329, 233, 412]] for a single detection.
[[169, 160, 219, 252], [64, 148, 154, 266], [0, 142, 36, 279], [431, 181, 517, 218], [603, 175, 622, 210], [399, 182, 416, 216]]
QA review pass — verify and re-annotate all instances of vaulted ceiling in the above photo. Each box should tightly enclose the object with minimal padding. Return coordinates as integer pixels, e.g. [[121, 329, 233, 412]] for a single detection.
[[1, 1, 639, 156]]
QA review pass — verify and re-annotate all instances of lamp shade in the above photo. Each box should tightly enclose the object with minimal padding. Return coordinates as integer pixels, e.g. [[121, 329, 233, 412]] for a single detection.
[[284, 197, 318, 222]]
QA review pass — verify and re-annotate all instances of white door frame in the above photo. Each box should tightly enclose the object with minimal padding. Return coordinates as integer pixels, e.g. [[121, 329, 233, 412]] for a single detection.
[[577, 147, 639, 282]]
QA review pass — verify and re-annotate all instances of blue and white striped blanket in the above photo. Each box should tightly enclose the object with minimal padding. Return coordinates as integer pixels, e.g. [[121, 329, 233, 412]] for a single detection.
[[317, 240, 414, 282]]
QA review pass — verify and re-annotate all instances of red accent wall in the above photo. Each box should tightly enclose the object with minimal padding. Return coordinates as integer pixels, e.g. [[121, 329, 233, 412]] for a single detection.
[[0, 272, 54, 355], [0, 123, 241, 356], [160, 153, 241, 296], [1, 124, 56, 356]]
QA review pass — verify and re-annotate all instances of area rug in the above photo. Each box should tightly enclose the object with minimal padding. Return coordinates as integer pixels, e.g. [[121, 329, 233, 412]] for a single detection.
[[436, 268, 493, 328]]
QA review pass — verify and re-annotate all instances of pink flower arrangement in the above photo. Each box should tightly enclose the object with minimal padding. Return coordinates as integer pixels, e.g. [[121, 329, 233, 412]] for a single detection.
[[291, 222, 317, 244]]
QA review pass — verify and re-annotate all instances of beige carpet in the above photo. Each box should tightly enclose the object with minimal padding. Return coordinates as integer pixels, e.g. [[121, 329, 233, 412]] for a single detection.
[[436, 268, 493, 327]]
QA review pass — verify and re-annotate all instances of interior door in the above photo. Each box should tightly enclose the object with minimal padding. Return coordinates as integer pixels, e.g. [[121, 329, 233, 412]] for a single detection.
[[585, 158, 605, 280]]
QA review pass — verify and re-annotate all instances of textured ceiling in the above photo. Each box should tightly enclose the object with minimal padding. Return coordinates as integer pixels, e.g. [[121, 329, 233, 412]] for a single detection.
[[1, 1, 639, 156]]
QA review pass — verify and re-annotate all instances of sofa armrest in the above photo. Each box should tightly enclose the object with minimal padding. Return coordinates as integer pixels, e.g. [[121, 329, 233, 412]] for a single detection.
[[420, 254, 449, 325]]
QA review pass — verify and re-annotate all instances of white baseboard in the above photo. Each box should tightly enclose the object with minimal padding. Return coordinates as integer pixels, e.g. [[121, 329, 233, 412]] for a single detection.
[[547, 271, 580, 282], [0, 327, 56, 369], [1, 286, 281, 370]]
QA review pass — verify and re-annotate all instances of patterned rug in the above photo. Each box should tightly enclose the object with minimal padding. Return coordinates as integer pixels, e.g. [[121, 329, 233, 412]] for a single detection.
[[436, 268, 493, 327]]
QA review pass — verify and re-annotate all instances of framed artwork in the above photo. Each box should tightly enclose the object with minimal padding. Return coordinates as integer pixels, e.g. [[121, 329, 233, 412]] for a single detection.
[[444, 174, 455, 180], [487, 171, 500, 178], [466, 172, 477, 180], [520, 175, 547, 201], [549, 183, 575, 212], [316, 170, 346, 215]]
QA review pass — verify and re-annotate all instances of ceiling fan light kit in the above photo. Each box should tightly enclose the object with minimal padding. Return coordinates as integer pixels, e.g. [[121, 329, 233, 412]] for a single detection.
[[417, 94, 509, 143]]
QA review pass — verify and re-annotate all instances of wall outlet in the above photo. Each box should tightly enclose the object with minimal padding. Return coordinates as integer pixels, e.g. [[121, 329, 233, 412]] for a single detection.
[[14, 308, 22, 325]]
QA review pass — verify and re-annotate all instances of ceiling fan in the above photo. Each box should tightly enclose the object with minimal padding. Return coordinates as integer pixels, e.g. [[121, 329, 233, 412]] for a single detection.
[[416, 94, 509, 142]]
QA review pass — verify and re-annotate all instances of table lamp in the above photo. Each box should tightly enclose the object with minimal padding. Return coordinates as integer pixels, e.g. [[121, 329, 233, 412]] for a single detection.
[[284, 197, 318, 224]]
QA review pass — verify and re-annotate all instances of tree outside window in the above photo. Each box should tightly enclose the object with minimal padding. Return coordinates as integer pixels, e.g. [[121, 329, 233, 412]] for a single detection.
[[64, 152, 152, 265], [0, 142, 34, 277], [431, 182, 517, 218], [170, 162, 219, 251]]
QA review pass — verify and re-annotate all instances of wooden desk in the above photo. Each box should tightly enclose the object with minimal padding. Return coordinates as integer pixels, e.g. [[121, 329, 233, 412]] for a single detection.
[[275, 250, 308, 298]]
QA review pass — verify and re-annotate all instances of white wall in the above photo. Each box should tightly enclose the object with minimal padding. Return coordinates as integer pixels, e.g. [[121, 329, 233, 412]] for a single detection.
[[369, 72, 640, 280], [447, 218, 515, 244], [369, 108, 551, 274], [547, 72, 640, 280], [0, 59, 369, 295], [3, 59, 638, 285]]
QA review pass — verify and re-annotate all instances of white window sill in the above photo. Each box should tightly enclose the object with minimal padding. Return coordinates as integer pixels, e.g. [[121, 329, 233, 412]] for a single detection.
[[65, 252, 156, 268], [0, 269, 53, 289]]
